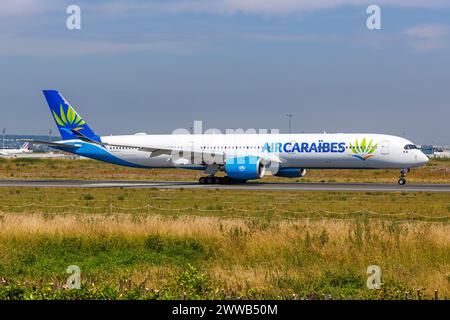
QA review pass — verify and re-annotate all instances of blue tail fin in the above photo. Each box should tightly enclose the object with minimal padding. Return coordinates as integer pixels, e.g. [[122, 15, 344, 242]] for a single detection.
[[43, 90, 101, 142]]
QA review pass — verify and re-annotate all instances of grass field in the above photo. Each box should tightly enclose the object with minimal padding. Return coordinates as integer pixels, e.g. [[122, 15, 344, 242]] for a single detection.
[[0, 158, 449, 300], [0, 185, 449, 299], [0, 157, 449, 183]]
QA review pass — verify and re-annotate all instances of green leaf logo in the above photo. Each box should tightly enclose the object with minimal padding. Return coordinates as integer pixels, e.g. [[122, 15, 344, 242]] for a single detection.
[[52, 104, 85, 131], [349, 138, 378, 161]]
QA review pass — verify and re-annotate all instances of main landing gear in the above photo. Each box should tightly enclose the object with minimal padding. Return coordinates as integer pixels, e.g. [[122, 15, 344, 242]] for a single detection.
[[199, 176, 222, 185], [398, 168, 410, 185], [198, 176, 246, 185]]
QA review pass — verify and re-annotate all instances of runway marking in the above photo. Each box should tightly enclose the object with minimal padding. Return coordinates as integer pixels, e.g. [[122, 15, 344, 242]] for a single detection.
[[0, 180, 449, 192]]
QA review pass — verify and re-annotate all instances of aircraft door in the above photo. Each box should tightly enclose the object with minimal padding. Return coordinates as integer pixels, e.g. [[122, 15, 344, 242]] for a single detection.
[[381, 140, 389, 155], [187, 140, 196, 164]]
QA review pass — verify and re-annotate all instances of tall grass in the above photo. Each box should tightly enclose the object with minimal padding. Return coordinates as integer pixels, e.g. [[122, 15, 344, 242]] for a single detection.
[[0, 186, 449, 299], [1, 212, 450, 299]]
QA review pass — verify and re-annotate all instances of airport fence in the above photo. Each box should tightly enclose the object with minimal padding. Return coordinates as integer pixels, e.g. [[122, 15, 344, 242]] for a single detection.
[[0, 202, 449, 223]]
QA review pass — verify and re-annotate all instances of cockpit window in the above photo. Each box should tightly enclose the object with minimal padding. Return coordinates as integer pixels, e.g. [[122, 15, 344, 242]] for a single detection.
[[404, 144, 419, 150]]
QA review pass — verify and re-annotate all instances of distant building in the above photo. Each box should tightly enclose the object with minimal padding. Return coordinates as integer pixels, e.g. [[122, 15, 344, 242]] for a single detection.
[[434, 151, 450, 159], [420, 144, 450, 158], [420, 145, 434, 156]]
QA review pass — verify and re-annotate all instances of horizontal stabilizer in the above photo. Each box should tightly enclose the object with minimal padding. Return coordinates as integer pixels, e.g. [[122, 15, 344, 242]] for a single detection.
[[69, 128, 101, 144], [19, 139, 81, 149]]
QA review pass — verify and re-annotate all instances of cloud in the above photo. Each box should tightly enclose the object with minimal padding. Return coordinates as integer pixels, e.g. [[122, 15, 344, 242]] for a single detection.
[[241, 32, 318, 42], [95, 0, 450, 16], [0, 34, 196, 56], [403, 25, 449, 51], [1, 1, 449, 55], [1, 0, 449, 19], [0, 0, 55, 17]]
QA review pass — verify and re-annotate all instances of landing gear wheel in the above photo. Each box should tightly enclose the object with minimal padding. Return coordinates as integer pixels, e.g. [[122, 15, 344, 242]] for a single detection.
[[199, 176, 245, 185], [199, 176, 223, 184], [398, 168, 408, 185]]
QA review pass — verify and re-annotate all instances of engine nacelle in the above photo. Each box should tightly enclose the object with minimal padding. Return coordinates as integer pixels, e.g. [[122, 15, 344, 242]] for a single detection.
[[225, 156, 265, 180], [274, 168, 307, 178]]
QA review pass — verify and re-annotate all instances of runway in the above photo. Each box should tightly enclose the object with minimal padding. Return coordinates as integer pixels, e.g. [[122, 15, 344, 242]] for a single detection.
[[0, 179, 449, 192]]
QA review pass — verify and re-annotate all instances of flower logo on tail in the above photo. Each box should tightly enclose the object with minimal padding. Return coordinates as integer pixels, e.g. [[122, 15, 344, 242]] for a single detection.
[[350, 138, 378, 161], [52, 104, 86, 131]]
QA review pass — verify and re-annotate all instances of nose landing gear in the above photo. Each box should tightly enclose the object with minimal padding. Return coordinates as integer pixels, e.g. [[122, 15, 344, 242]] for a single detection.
[[398, 168, 409, 185]]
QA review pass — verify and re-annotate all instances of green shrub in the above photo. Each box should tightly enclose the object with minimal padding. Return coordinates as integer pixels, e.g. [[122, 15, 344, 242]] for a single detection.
[[173, 264, 210, 298], [145, 234, 164, 252], [80, 194, 95, 201], [144, 234, 209, 264]]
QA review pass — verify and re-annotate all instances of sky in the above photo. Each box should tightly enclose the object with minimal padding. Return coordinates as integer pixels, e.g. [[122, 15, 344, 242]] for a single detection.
[[0, 0, 449, 144]]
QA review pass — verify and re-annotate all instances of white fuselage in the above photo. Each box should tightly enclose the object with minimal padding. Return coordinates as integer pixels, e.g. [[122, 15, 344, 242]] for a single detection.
[[90, 133, 428, 170]]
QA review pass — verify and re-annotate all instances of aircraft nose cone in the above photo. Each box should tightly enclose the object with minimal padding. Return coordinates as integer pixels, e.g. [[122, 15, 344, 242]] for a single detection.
[[419, 152, 429, 165]]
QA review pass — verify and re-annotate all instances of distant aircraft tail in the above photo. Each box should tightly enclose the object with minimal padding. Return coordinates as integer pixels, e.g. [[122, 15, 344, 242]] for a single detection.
[[42, 90, 101, 142], [20, 142, 29, 151]]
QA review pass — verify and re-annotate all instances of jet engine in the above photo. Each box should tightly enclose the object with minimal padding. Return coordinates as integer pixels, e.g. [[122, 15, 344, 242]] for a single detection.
[[224, 156, 265, 180], [273, 168, 307, 178]]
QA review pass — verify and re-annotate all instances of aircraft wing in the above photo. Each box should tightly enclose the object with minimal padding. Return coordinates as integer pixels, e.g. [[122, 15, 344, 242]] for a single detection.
[[19, 139, 81, 149], [100, 142, 217, 159], [99, 142, 173, 156], [100, 142, 281, 163], [22, 139, 281, 163]]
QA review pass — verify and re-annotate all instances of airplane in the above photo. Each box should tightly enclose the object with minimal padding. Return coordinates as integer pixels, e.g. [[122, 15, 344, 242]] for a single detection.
[[0, 142, 31, 157], [23, 90, 429, 185]]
